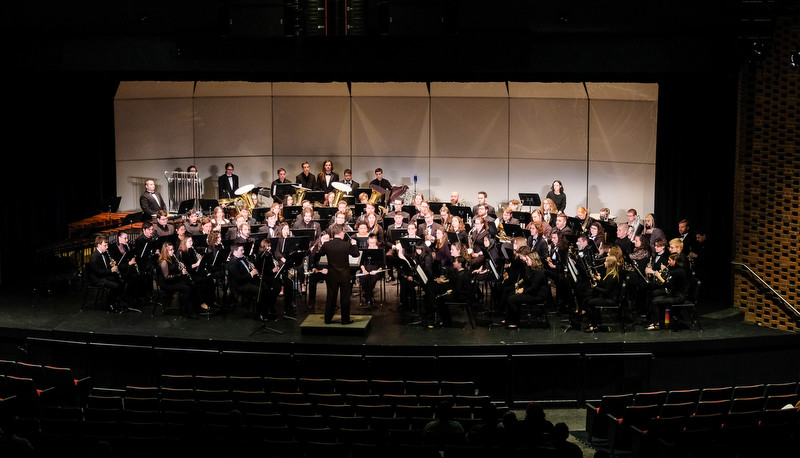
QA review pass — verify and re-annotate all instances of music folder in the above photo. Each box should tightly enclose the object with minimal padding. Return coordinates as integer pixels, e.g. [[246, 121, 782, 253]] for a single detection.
[[428, 201, 446, 213], [316, 207, 337, 221], [446, 231, 460, 245], [512, 211, 531, 225], [447, 204, 472, 221], [199, 199, 219, 215], [305, 191, 325, 204], [272, 183, 295, 200], [177, 199, 195, 215], [291, 228, 316, 242], [360, 249, 385, 267], [388, 227, 408, 244], [399, 236, 422, 251], [192, 234, 209, 249], [282, 205, 303, 221]]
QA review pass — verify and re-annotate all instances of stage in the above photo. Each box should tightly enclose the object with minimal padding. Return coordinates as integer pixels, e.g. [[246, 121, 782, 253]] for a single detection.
[[1, 282, 798, 404]]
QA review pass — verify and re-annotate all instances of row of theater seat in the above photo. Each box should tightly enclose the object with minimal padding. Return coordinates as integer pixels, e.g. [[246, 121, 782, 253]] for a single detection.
[[585, 382, 799, 458]]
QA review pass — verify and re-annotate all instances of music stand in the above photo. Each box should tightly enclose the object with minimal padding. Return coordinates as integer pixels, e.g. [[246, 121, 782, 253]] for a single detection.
[[341, 195, 355, 206], [447, 205, 472, 221], [512, 211, 531, 226], [305, 191, 325, 204], [272, 183, 296, 203], [518, 193, 541, 210], [252, 207, 268, 223], [354, 203, 366, 218], [316, 207, 338, 221], [355, 187, 372, 200], [199, 199, 219, 216], [282, 206, 303, 221], [192, 234, 209, 250], [502, 223, 525, 239], [428, 202, 446, 213], [401, 205, 416, 215], [99, 196, 122, 214], [566, 217, 583, 234], [177, 199, 195, 215], [388, 228, 409, 244], [600, 221, 618, 243]]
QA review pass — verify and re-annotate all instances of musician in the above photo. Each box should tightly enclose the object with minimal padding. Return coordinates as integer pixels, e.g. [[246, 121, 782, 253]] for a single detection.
[[439, 206, 453, 232], [231, 223, 254, 245], [157, 242, 200, 318], [271, 168, 292, 204], [153, 210, 176, 237], [258, 211, 280, 238], [646, 253, 689, 330], [544, 231, 570, 312], [365, 212, 385, 247], [316, 160, 339, 193], [626, 209, 644, 238], [433, 256, 472, 327], [177, 236, 214, 311], [450, 191, 462, 206], [323, 191, 337, 208], [411, 200, 431, 223], [508, 199, 522, 212], [614, 223, 634, 255], [588, 222, 606, 252], [339, 168, 359, 190], [270, 202, 284, 223], [575, 207, 594, 236], [527, 221, 549, 263], [228, 242, 276, 320], [353, 221, 371, 248], [335, 199, 354, 224], [87, 235, 124, 312], [643, 213, 666, 250], [386, 198, 410, 220], [540, 198, 558, 227], [398, 241, 435, 317], [369, 168, 392, 193], [418, 211, 442, 244], [295, 161, 317, 190], [315, 224, 360, 324], [598, 208, 612, 222], [545, 180, 567, 212], [238, 208, 257, 227], [358, 192, 369, 204], [432, 227, 453, 277], [575, 235, 597, 262], [293, 208, 321, 238], [554, 213, 573, 237], [253, 238, 282, 316], [505, 253, 548, 329], [134, 221, 159, 277], [584, 255, 622, 332], [139, 179, 167, 217], [301, 200, 322, 220], [668, 238, 693, 279], [528, 209, 553, 239], [326, 211, 354, 237], [412, 193, 425, 212], [448, 216, 469, 246], [473, 205, 497, 236], [677, 219, 700, 257], [282, 194, 295, 208], [175, 224, 188, 244], [211, 206, 230, 231], [358, 233, 384, 309], [218, 163, 239, 199], [472, 191, 496, 217], [306, 232, 330, 312], [183, 210, 202, 236], [627, 234, 652, 315], [108, 232, 144, 302], [500, 206, 520, 227], [273, 223, 297, 314], [468, 217, 499, 279]]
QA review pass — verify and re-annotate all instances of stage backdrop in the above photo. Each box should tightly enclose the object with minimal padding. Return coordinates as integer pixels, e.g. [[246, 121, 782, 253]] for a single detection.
[[115, 81, 657, 218]]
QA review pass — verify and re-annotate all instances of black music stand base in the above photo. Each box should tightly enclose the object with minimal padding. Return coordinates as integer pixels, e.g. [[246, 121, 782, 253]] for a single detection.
[[249, 317, 283, 335]]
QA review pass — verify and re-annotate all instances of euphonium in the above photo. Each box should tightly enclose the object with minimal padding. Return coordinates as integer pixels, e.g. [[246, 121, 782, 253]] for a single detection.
[[234, 192, 257, 213]]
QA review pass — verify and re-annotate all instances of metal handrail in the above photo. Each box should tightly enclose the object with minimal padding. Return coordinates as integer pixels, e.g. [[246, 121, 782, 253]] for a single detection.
[[731, 261, 799, 319]]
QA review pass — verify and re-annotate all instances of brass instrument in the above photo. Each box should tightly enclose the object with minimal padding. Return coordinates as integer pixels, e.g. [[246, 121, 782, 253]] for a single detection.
[[467, 226, 476, 253], [496, 221, 512, 243], [292, 185, 310, 206], [331, 182, 351, 206], [234, 184, 256, 213], [368, 185, 385, 206]]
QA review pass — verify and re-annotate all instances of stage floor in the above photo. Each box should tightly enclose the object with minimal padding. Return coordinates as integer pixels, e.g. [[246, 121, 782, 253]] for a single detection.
[[0, 279, 794, 354]]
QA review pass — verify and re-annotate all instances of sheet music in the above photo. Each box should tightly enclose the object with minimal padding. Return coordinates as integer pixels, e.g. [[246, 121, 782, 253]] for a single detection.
[[416, 265, 429, 285]]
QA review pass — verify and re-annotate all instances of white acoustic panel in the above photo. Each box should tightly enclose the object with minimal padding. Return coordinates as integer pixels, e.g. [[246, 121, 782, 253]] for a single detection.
[[510, 97, 588, 160], [273, 96, 351, 157], [195, 81, 271, 97], [430, 157, 510, 210], [114, 98, 195, 160], [193, 96, 272, 157], [351, 97, 430, 157], [589, 99, 658, 164], [508, 159, 589, 212], [431, 97, 509, 158], [588, 161, 655, 219]]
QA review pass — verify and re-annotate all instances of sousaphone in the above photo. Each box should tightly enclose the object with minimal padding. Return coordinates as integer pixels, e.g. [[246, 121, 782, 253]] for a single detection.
[[331, 182, 352, 206], [234, 184, 256, 213]]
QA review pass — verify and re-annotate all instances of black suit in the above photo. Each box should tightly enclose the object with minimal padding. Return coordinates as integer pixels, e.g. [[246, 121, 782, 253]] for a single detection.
[[87, 249, 123, 307], [317, 172, 340, 193], [140, 191, 167, 217], [339, 179, 359, 191], [296, 172, 317, 190], [218, 173, 239, 199], [317, 237, 360, 324]]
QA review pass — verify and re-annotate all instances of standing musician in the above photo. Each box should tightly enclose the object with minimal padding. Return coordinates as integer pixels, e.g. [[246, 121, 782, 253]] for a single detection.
[[472, 191, 496, 218], [153, 210, 176, 237], [157, 242, 201, 318], [218, 163, 239, 199], [315, 224, 360, 324], [467, 217, 496, 278], [545, 180, 567, 213], [306, 232, 330, 312], [295, 161, 317, 190], [184, 210, 202, 236], [358, 233, 384, 309], [176, 236, 214, 311], [432, 256, 472, 327], [87, 235, 125, 312], [139, 179, 167, 218], [646, 253, 689, 330], [370, 167, 392, 193], [339, 168, 359, 190], [583, 255, 622, 332], [271, 167, 292, 204], [505, 253, 548, 329], [316, 160, 339, 193]]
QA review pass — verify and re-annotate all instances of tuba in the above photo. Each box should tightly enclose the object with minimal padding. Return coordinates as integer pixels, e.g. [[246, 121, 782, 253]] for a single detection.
[[331, 182, 352, 206], [292, 185, 310, 206], [234, 184, 256, 213]]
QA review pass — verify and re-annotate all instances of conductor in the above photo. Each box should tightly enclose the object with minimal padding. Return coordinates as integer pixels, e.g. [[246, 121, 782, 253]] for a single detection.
[[316, 224, 360, 324]]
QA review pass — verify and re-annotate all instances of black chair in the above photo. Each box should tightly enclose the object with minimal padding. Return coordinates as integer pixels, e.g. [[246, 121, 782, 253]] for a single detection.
[[80, 265, 110, 312], [585, 392, 634, 444], [671, 276, 702, 330], [443, 279, 479, 329], [596, 280, 628, 333]]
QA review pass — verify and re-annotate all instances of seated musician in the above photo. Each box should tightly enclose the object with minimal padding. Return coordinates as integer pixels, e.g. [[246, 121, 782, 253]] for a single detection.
[[108, 231, 145, 304], [87, 235, 125, 312], [270, 202, 284, 223], [358, 202, 382, 227], [412, 200, 431, 223], [472, 191, 496, 218], [203, 230, 226, 283], [335, 199, 354, 224], [274, 223, 298, 313], [508, 199, 522, 213], [627, 234, 652, 315], [584, 255, 622, 332], [232, 223, 255, 245], [301, 200, 321, 220], [365, 212, 385, 247], [439, 206, 453, 232], [433, 256, 472, 327], [133, 221, 159, 288], [588, 222, 605, 252], [283, 194, 295, 207], [432, 227, 453, 277], [212, 206, 230, 230], [177, 236, 214, 311], [598, 207, 612, 222], [258, 211, 280, 238], [397, 241, 434, 316], [540, 198, 558, 228], [225, 215, 247, 240], [324, 191, 337, 208], [544, 231, 570, 312], [386, 198, 409, 220], [154, 210, 176, 237], [418, 211, 442, 245], [646, 253, 689, 330], [553, 213, 573, 237], [500, 206, 520, 226], [527, 221, 549, 262], [468, 217, 494, 275], [157, 242, 201, 318], [505, 253, 548, 329], [358, 192, 369, 205], [293, 207, 321, 238], [575, 207, 594, 236], [449, 191, 461, 206], [353, 221, 371, 248], [496, 239, 530, 314], [228, 242, 279, 320], [306, 233, 330, 312], [184, 210, 202, 236], [326, 211, 354, 237], [358, 233, 384, 309], [448, 216, 469, 246], [528, 209, 552, 239], [473, 205, 497, 237], [668, 238, 693, 280], [238, 208, 257, 227], [412, 193, 425, 213], [614, 223, 634, 255]]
